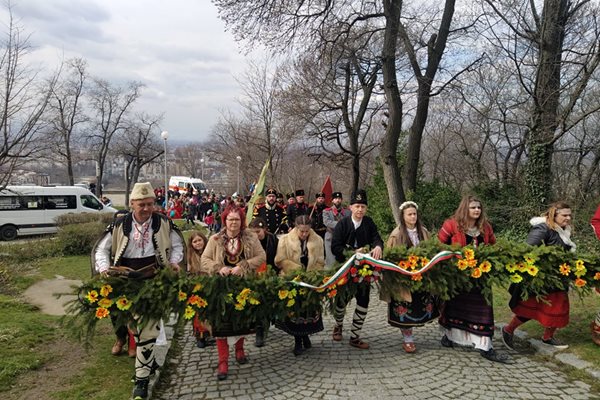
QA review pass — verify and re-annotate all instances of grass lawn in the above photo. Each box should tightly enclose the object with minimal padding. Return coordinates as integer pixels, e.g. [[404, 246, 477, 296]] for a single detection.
[[493, 284, 600, 367]]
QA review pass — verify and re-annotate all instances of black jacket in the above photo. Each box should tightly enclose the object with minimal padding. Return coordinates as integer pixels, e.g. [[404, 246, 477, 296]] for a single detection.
[[331, 215, 383, 262]]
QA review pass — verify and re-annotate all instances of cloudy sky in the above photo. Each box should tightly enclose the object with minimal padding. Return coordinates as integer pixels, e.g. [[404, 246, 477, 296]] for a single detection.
[[5, 0, 253, 143]]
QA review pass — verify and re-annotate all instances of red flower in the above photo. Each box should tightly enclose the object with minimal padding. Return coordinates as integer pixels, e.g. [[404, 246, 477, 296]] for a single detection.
[[256, 262, 267, 274], [395, 306, 408, 316], [353, 277, 360, 282], [350, 267, 358, 275]]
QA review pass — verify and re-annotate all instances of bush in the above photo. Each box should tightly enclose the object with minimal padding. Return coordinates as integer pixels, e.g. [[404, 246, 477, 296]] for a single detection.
[[54, 212, 115, 227], [413, 180, 461, 231], [56, 221, 106, 256]]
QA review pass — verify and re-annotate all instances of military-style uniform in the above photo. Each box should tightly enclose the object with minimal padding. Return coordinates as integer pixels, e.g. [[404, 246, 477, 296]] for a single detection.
[[323, 192, 351, 266], [309, 192, 328, 239], [254, 203, 288, 234]]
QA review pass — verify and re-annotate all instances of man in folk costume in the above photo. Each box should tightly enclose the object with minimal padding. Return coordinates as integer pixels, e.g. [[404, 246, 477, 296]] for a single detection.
[[309, 192, 328, 240], [323, 192, 351, 266], [93, 182, 185, 400], [331, 189, 383, 349], [253, 187, 288, 235], [287, 189, 309, 229]]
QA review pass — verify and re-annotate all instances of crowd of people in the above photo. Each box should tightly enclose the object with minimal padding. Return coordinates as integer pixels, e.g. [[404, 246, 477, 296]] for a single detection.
[[93, 181, 600, 400]]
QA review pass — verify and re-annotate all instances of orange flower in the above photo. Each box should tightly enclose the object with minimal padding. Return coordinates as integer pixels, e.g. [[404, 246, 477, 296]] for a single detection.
[[408, 255, 419, 268], [398, 260, 410, 269], [98, 297, 113, 308], [479, 261, 492, 273], [467, 259, 477, 268], [178, 291, 188, 302], [327, 289, 338, 298], [99, 284, 113, 297], [471, 268, 482, 279], [95, 307, 110, 319], [420, 257, 430, 267], [575, 278, 586, 288], [322, 276, 332, 284], [594, 272, 600, 281], [457, 259, 469, 271], [256, 262, 267, 274], [411, 273, 422, 281], [464, 249, 475, 260], [559, 263, 571, 276], [336, 276, 348, 286]]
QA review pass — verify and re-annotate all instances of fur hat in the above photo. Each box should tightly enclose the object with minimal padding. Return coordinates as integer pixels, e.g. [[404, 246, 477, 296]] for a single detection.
[[332, 191, 343, 199], [266, 187, 277, 196], [130, 182, 156, 200], [315, 192, 325, 199], [350, 189, 368, 205], [295, 189, 305, 197]]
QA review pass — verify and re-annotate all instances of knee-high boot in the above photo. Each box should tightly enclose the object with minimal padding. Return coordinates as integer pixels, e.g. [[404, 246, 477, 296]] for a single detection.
[[128, 329, 136, 357], [235, 337, 248, 364], [216, 338, 229, 380]]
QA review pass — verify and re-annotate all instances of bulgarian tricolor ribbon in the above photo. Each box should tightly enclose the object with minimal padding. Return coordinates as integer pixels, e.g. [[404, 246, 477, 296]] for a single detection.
[[291, 250, 462, 290]]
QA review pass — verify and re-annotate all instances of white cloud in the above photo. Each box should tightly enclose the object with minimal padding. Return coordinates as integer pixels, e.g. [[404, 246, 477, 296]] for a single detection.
[[2, 0, 253, 142]]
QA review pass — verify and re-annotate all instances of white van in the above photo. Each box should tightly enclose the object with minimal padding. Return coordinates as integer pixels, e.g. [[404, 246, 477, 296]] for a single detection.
[[0, 185, 118, 240], [168, 176, 207, 193]]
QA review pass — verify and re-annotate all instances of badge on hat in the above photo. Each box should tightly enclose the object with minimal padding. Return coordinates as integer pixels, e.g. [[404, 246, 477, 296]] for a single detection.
[[286, 192, 294, 199], [295, 189, 305, 197], [315, 192, 325, 199], [266, 187, 277, 196], [332, 191, 343, 199], [131, 182, 156, 200], [350, 189, 368, 205]]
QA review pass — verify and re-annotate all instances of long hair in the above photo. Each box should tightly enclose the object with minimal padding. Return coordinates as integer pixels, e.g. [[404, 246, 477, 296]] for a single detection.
[[187, 230, 208, 272], [544, 201, 571, 231], [221, 204, 247, 230], [395, 202, 429, 246], [453, 195, 489, 233]]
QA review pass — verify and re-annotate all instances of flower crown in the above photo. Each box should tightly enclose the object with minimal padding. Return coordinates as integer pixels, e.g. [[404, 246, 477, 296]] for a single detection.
[[399, 201, 418, 211]]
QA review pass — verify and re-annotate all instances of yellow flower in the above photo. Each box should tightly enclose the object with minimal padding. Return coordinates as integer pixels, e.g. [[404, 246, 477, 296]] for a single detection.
[[479, 261, 492, 273], [86, 290, 99, 304], [116, 296, 132, 311], [510, 274, 523, 283], [192, 283, 203, 293], [471, 268, 482, 279], [196, 297, 208, 308], [575, 278, 587, 288], [322, 276, 331, 284], [457, 259, 469, 271], [236, 288, 252, 303], [464, 249, 475, 261], [526, 265, 539, 277], [575, 259, 585, 269], [517, 263, 527, 273], [278, 290, 289, 300], [299, 289, 308, 295], [178, 291, 188, 302], [98, 298, 113, 308], [286, 298, 295, 307], [235, 303, 245, 311], [420, 257, 430, 267], [293, 275, 302, 282], [289, 289, 297, 298], [559, 263, 571, 276], [408, 255, 419, 268], [95, 307, 110, 319], [336, 276, 348, 286], [524, 256, 536, 265], [575, 265, 587, 278], [467, 259, 477, 268], [184, 306, 195, 319], [248, 297, 260, 305], [505, 264, 516, 273], [99, 284, 113, 297]]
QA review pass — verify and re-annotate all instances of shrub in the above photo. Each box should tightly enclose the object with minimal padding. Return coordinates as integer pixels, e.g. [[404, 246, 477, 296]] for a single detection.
[[56, 221, 106, 256], [54, 212, 115, 227]]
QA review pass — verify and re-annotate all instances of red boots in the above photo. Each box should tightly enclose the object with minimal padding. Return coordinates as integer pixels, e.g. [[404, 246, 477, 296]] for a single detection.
[[235, 337, 248, 364], [216, 338, 229, 380]]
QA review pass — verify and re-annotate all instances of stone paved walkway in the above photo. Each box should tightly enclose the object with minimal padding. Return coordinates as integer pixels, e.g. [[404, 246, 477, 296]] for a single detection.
[[154, 294, 599, 400]]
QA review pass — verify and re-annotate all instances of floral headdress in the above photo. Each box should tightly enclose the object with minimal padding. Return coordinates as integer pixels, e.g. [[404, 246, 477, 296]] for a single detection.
[[399, 201, 418, 211]]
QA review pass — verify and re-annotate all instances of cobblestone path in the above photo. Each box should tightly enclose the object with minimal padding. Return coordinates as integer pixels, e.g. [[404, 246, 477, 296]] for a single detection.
[[154, 294, 598, 400]]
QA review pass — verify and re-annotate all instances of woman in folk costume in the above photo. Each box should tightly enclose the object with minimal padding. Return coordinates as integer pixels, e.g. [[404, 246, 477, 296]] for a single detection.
[[274, 215, 325, 356], [438, 195, 510, 363], [201, 204, 266, 381], [186, 231, 214, 348], [502, 202, 575, 350], [386, 201, 439, 353]]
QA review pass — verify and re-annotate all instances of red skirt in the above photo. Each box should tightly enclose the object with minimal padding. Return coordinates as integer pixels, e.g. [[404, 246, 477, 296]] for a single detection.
[[511, 291, 569, 328]]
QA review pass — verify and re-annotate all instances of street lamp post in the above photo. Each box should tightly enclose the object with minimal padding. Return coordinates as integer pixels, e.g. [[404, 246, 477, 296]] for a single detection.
[[161, 130, 169, 209], [236, 156, 241, 195], [200, 158, 205, 181]]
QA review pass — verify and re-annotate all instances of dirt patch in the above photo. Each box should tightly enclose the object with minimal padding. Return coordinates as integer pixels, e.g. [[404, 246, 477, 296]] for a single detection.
[[3, 333, 87, 400]]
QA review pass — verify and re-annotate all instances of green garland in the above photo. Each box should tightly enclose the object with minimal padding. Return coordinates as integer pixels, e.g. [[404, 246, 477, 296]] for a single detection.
[[66, 238, 600, 341]]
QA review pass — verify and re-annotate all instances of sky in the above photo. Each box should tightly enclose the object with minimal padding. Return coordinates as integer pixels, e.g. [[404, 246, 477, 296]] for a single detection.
[[4, 0, 253, 143]]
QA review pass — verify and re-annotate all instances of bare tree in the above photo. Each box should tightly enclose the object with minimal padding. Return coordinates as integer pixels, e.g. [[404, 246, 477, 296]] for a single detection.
[[117, 113, 164, 205], [46, 57, 88, 185], [86, 79, 143, 197], [0, 6, 57, 189], [174, 143, 204, 178]]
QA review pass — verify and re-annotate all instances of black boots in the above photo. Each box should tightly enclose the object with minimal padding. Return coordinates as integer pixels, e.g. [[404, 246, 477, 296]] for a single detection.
[[255, 326, 265, 347]]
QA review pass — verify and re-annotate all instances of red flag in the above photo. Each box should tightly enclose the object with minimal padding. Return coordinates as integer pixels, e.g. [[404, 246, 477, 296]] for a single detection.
[[321, 175, 333, 206]]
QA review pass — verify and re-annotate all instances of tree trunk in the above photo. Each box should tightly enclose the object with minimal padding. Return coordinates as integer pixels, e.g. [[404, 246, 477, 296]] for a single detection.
[[65, 144, 74, 185], [525, 0, 569, 206], [381, 0, 405, 226]]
